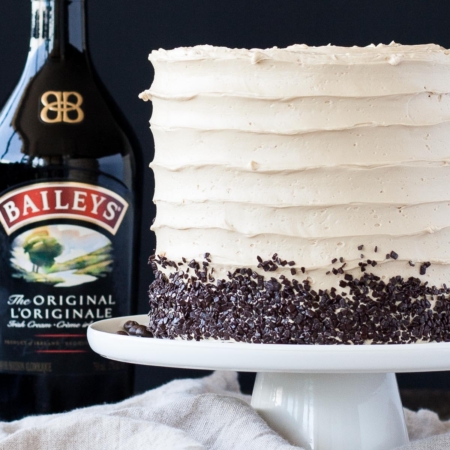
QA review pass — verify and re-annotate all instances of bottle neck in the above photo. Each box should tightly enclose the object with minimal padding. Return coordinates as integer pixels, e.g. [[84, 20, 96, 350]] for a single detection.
[[29, 0, 87, 62]]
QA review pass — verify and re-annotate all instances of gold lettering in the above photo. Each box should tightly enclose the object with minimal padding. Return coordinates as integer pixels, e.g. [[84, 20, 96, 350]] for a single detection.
[[62, 92, 84, 123], [40, 91, 84, 124]]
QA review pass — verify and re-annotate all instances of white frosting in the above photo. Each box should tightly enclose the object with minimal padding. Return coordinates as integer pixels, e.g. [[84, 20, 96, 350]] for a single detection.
[[141, 43, 450, 289], [148, 43, 449, 64]]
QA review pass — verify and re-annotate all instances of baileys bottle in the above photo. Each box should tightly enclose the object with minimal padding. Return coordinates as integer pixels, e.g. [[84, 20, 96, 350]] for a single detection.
[[0, 0, 140, 419]]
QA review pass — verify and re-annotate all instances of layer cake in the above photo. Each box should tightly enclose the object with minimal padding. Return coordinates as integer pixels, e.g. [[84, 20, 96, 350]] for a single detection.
[[140, 43, 450, 344]]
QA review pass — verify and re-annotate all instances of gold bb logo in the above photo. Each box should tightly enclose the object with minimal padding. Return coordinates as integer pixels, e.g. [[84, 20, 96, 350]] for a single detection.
[[40, 91, 84, 124]]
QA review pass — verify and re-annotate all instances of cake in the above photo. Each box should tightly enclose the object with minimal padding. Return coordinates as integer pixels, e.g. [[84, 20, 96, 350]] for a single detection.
[[140, 43, 450, 344]]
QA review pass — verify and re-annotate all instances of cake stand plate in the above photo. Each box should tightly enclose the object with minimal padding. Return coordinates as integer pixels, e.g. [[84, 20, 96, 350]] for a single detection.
[[88, 315, 450, 450]]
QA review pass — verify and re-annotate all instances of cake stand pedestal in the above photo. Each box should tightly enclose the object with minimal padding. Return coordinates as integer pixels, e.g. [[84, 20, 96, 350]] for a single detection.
[[251, 372, 406, 449], [88, 315, 450, 450]]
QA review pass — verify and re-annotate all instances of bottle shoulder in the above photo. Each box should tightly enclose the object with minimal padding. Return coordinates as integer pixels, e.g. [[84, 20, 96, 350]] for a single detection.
[[0, 46, 141, 161]]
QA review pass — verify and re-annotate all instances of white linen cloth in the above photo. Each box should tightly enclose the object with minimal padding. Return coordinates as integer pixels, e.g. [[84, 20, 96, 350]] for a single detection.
[[0, 371, 449, 450]]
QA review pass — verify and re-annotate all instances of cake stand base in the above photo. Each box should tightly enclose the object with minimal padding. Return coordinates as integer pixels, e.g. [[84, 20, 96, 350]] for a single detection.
[[252, 372, 408, 450]]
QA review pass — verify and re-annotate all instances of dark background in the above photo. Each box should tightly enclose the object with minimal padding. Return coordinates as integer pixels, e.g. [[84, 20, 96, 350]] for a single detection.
[[1, 0, 450, 396]]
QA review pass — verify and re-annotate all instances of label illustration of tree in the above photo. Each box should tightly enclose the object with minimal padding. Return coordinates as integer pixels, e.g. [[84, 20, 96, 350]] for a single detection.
[[23, 229, 64, 273], [11, 225, 113, 286]]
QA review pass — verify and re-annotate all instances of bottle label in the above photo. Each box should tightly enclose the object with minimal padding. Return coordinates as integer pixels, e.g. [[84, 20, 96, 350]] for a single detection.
[[0, 182, 128, 236], [0, 180, 132, 375]]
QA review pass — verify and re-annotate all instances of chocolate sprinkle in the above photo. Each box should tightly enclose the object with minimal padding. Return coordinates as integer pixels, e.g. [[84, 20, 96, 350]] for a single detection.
[[147, 254, 450, 345], [390, 251, 399, 260], [358, 245, 364, 250], [420, 262, 431, 276], [123, 320, 138, 331], [375, 246, 378, 253]]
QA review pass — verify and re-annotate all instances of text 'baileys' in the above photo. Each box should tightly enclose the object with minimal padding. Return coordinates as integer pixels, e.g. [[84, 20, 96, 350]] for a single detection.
[[0, 182, 128, 235]]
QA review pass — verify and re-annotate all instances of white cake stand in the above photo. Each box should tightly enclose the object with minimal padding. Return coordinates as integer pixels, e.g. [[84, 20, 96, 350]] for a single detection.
[[88, 315, 450, 450]]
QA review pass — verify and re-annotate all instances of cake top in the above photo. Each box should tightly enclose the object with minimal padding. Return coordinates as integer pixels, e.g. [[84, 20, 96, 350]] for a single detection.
[[149, 42, 450, 65], [142, 41, 450, 101]]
